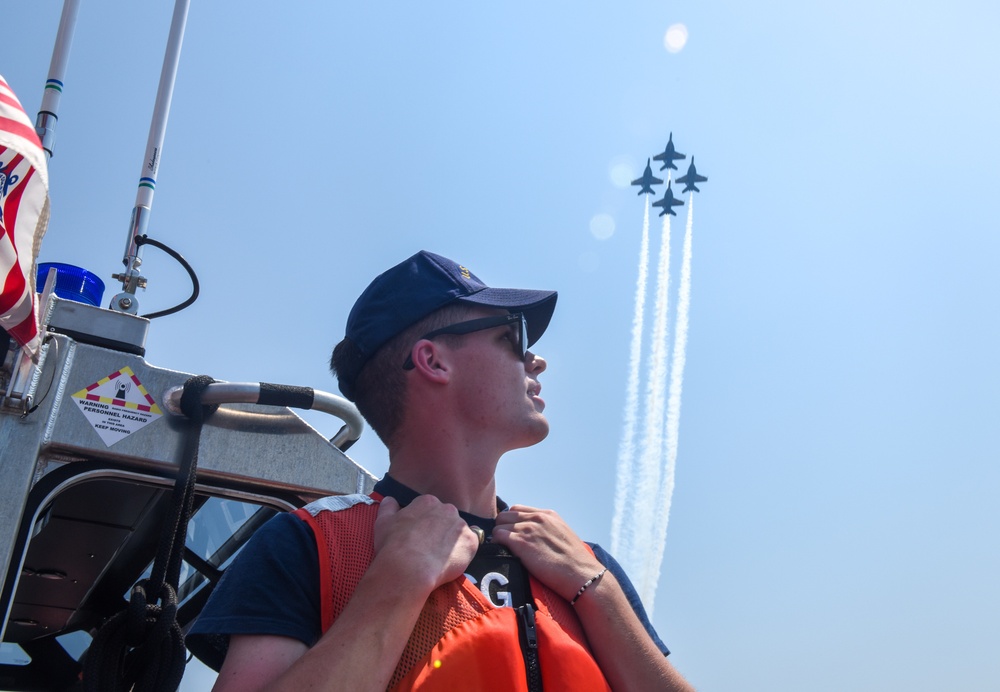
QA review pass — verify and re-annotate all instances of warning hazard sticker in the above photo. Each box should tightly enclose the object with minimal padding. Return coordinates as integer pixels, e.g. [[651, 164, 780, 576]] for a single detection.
[[71, 366, 163, 446]]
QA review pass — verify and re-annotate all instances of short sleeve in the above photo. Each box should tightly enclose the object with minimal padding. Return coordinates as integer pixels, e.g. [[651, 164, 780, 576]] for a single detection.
[[186, 512, 322, 671], [588, 542, 670, 656]]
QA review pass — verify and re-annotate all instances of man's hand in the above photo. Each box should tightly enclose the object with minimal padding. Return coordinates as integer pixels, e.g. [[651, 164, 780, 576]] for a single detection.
[[215, 496, 480, 692], [493, 504, 695, 691], [373, 495, 480, 592], [491, 504, 603, 600]]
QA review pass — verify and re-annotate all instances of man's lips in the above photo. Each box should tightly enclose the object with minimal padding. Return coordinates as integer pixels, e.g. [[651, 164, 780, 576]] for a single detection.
[[528, 383, 544, 408]]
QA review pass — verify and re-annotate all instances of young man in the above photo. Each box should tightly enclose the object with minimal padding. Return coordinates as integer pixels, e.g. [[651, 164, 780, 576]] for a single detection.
[[188, 251, 693, 691]]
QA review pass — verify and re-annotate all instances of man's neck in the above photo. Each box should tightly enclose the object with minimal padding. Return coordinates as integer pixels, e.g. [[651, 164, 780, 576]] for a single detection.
[[386, 442, 500, 518]]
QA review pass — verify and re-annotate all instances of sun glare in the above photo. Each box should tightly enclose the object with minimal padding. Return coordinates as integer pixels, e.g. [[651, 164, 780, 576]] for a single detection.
[[590, 213, 616, 240], [609, 158, 634, 188], [664, 23, 688, 53]]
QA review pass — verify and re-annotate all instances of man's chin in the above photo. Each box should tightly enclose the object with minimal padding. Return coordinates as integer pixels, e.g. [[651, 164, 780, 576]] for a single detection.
[[520, 419, 550, 448]]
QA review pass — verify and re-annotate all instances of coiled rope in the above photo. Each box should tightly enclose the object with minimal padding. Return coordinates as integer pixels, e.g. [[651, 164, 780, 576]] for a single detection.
[[83, 375, 217, 691]]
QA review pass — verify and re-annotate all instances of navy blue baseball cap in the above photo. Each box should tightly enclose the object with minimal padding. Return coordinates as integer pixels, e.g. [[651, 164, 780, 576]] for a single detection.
[[336, 251, 557, 399]]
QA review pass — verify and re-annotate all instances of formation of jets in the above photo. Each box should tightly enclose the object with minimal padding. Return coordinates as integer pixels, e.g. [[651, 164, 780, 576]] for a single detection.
[[630, 132, 707, 215]]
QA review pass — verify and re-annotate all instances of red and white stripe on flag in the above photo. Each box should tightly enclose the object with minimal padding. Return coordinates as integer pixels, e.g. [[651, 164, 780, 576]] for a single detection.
[[0, 74, 50, 359]]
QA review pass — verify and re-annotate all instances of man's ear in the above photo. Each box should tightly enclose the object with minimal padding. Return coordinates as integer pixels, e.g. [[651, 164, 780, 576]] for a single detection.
[[409, 340, 451, 384]]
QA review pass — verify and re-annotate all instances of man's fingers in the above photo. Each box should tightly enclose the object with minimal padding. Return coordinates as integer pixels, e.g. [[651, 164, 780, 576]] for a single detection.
[[378, 495, 400, 517]]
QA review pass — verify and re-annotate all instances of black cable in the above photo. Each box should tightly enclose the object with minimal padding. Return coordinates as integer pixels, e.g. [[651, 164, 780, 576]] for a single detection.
[[134, 235, 200, 319]]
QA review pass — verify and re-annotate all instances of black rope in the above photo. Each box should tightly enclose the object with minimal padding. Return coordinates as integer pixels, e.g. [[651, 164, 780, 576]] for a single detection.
[[134, 234, 201, 320], [83, 375, 217, 692]]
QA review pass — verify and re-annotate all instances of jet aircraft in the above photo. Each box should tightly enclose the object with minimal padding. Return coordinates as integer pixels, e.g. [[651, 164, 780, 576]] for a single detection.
[[652, 181, 685, 216], [630, 158, 663, 195], [652, 132, 686, 171], [676, 157, 708, 193]]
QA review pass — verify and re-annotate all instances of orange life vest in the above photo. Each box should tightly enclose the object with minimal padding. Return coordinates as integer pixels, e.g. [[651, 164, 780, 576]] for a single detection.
[[293, 495, 612, 691]]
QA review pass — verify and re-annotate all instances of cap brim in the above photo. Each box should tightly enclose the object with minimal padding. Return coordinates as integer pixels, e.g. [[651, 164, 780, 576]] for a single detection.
[[459, 288, 557, 347]]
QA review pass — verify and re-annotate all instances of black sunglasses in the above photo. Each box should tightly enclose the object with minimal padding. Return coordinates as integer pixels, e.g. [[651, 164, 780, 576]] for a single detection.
[[402, 312, 528, 370]]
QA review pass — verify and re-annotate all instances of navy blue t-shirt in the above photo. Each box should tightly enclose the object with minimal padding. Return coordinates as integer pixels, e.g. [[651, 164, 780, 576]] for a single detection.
[[187, 478, 668, 671]]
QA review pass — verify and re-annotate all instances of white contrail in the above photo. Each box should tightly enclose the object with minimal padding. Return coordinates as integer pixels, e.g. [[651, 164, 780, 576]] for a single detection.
[[633, 209, 673, 602], [646, 194, 694, 616], [611, 197, 651, 557]]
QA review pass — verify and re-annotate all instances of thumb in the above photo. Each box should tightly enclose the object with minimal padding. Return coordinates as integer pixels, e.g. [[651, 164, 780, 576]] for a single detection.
[[377, 495, 400, 519]]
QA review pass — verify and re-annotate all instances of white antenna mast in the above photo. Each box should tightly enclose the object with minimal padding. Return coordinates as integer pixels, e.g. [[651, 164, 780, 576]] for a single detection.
[[111, 0, 191, 314], [34, 0, 81, 159]]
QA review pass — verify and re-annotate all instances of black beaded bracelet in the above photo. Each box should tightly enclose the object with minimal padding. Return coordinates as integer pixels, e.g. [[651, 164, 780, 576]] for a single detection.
[[570, 567, 608, 606]]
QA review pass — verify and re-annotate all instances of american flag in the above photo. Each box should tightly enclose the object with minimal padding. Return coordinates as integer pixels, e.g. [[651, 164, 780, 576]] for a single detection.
[[0, 74, 50, 359]]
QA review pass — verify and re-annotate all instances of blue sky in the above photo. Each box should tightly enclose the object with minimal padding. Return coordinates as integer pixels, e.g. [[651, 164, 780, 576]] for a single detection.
[[4, 2, 999, 689]]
